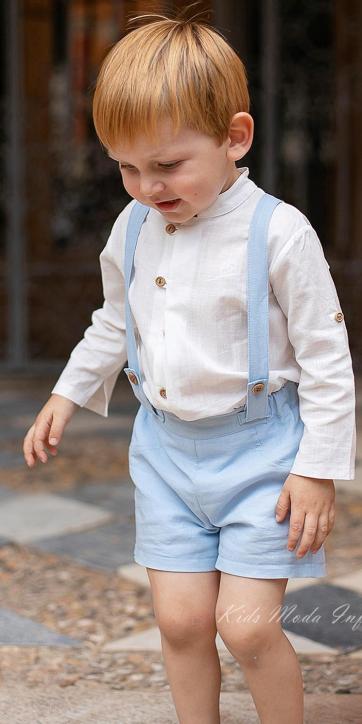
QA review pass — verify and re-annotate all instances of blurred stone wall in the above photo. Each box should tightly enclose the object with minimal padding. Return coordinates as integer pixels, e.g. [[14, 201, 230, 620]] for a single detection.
[[1, 0, 361, 370]]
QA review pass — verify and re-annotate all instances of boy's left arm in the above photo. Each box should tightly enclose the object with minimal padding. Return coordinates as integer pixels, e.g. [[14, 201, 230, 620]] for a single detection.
[[269, 215, 356, 558]]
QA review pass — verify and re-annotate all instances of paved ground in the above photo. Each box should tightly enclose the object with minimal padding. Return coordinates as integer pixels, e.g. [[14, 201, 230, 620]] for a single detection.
[[0, 372, 361, 723]]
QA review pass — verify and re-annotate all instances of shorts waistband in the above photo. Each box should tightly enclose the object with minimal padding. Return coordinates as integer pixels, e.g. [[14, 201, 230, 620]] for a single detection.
[[149, 380, 298, 439]]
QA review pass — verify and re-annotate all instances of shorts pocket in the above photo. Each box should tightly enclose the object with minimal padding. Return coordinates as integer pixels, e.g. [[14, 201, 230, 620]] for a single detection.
[[260, 407, 304, 470], [129, 407, 163, 453]]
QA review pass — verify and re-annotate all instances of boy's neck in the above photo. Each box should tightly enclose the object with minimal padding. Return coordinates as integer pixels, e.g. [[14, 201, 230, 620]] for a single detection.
[[221, 165, 241, 194]]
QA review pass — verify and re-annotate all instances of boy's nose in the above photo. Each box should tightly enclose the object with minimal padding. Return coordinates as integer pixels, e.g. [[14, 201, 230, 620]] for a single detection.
[[140, 178, 165, 197]]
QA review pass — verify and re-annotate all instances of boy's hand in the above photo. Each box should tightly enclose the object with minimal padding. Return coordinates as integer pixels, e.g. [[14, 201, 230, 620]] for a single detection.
[[275, 474, 335, 558], [23, 394, 79, 468]]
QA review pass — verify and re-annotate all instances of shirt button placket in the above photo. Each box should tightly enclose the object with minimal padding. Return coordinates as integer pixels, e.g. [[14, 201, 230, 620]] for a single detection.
[[156, 229, 173, 403]]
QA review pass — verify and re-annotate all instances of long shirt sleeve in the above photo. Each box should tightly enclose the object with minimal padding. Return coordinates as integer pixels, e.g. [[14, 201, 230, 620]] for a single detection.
[[268, 220, 356, 480]]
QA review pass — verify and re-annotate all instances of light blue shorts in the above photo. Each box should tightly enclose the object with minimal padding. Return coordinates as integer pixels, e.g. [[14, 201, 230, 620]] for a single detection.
[[128, 381, 327, 578]]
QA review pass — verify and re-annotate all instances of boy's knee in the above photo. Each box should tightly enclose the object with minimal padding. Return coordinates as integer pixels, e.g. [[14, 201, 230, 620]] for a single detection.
[[157, 608, 217, 647], [216, 619, 281, 661]]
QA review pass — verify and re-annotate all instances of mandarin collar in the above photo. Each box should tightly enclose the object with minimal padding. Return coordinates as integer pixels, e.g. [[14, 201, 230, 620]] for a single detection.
[[196, 167, 256, 219], [173, 167, 257, 227]]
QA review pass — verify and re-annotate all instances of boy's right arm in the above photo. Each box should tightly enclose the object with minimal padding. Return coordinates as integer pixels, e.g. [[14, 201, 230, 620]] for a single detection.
[[23, 393, 79, 467], [23, 200, 137, 467]]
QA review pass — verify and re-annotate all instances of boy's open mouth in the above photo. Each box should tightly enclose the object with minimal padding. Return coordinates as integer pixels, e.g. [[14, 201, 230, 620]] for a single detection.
[[154, 198, 181, 211]]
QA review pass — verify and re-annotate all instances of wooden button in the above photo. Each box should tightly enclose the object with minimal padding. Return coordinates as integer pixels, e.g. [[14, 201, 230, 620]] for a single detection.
[[334, 312, 344, 323], [155, 276, 166, 287], [128, 372, 138, 385], [252, 382, 265, 394], [159, 388, 167, 399], [165, 223, 176, 234]]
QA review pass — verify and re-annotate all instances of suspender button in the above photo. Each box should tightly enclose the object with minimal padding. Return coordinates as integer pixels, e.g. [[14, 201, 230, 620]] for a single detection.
[[159, 387, 167, 398], [252, 382, 265, 394], [128, 371, 139, 385]]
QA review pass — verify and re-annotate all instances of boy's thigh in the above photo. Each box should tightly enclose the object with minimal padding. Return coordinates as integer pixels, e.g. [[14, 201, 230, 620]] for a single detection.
[[215, 574, 288, 642], [146, 568, 221, 639]]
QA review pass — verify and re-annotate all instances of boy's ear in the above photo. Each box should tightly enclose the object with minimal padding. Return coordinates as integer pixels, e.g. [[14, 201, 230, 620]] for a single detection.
[[227, 112, 254, 162]]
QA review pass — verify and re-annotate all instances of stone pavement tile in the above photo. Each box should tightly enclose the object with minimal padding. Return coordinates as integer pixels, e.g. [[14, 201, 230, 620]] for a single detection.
[[350, 649, 362, 658], [0, 484, 19, 500], [32, 521, 136, 571], [58, 479, 135, 518], [0, 683, 361, 724], [103, 626, 163, 652], [331, 567, 362, 594], [0, 684, 254, 724], [0, 608, 81, 647], [302, 694, 362, 723], [283, 630, 339, 654], [0, 450, 26, 468], [283, 583, 362, 652], [118, 562, 150, 587], [0, 544, 154, 645], [0, 493, 112, 543], [285, 576, 322, 593]]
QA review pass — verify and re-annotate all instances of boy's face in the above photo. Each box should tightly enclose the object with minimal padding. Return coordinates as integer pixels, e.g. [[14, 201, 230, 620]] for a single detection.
[[107, 117, 244, 223]]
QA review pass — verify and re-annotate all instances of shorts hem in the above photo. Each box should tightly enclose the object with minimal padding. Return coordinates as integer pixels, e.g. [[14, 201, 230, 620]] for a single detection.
[[134, 551, 218, 573], [215, 555, 327, 579]]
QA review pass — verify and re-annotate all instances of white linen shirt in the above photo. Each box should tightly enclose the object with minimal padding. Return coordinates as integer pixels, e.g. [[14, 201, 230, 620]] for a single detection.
[[52, 168, 356, 481]]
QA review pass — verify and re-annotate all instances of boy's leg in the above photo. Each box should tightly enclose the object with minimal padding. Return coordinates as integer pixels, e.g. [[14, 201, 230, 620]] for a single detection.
[[147, 568, 222, 724], [216, 574, 303, 724]]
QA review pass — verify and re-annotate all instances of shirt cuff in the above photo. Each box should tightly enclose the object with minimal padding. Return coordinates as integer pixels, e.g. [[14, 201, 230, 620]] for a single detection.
[[289, 424, 356, 480], [51, 370, 120, 418]]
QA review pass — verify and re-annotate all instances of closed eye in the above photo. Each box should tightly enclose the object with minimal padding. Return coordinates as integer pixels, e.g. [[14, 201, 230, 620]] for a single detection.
[[159, 162, 181, 169]]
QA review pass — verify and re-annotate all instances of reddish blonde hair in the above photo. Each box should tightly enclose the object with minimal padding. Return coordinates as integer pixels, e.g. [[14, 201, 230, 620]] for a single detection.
[[92, 11, 250, 150]]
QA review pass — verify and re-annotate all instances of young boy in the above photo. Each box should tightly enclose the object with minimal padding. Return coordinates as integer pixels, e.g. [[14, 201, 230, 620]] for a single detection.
[[23, 11, 356, 724]]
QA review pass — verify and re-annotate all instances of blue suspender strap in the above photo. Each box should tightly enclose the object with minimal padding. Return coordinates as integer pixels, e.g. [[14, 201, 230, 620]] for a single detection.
[[123, 201, 157, 414], [246, 192, 282, 422]]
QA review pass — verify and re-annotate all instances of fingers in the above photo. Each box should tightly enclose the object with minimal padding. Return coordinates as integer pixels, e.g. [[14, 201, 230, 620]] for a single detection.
[[287, 512, 306, 557], [33, 411, 58, 464], [23, 413, 64, 467], [23, 396, 77, 468], [310, 513, 331, 553], [294, 513, 319, 558], [47, 416, 65, 450], [288, 510, 334, 558], [275, 488, 290, 522], [23, 423, 37, 467]]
